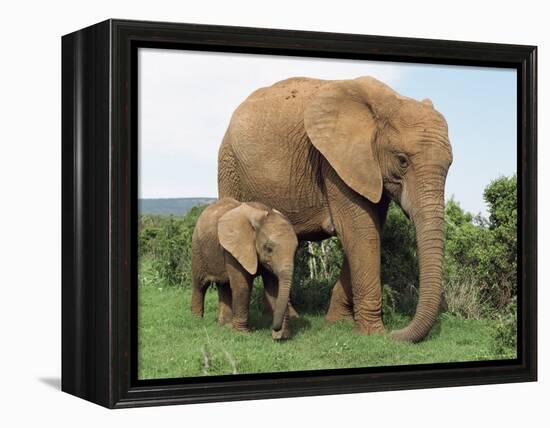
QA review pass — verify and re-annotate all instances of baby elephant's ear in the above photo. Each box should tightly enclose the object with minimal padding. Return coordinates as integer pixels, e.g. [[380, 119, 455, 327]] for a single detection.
[[218, 204, 268, 275]]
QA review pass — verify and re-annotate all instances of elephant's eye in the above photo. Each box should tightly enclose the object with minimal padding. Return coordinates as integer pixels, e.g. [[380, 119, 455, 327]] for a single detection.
[[396, 154, 409, 170], [264, 244, 274, 254]]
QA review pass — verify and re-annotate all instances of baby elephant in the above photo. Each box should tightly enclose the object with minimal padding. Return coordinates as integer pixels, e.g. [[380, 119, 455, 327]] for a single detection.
[[191, 197, 298, 339]]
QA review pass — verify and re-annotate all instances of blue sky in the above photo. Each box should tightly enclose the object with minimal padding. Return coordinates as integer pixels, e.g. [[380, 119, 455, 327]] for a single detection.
[[138, 49, 516, 217]]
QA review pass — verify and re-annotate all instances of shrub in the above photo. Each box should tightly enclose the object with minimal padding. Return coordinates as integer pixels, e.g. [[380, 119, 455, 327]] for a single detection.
[[294, 239, 343, 283], [139, 226, 161, 258], [481, 175, 518, 306], [138, 215, 172, 258], [444, 198, 488, 281], [443, 277, 486, 319], [290, 277, 333, 314], [443, 176, 517, 315], [147, 205, 208, 287], [491, 297, 517, 358], [291, 238, 342, 314], [381, 284, 398, 326], [248, 277, 265, 312]]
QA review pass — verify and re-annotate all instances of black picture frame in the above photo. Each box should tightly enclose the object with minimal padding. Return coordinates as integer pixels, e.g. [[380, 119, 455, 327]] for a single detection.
[[61, 19, 537, 408]]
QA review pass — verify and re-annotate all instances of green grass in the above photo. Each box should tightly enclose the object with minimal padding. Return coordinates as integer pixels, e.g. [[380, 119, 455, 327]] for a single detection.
[[138, 259, 516, 380]]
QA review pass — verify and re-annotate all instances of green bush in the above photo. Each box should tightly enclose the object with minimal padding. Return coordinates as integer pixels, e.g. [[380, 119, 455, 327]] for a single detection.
[[381, 284, 398, 326], [491, 297, 517, 358], [294, 239, 343, 283], [290, 277, 334, 314], [444, 176, 517, 316], [142, 205, 208, 287], [481, 175, 517, 308], [138, 215, 172, 258], [291, 239, 342, 313], [138, 226, 161, 258], [442, 277, 486, 319], [443, 198, 491, 316]]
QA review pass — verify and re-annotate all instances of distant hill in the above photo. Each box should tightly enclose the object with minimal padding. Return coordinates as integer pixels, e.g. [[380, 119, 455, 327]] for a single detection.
[[138, 197, 216, 216]]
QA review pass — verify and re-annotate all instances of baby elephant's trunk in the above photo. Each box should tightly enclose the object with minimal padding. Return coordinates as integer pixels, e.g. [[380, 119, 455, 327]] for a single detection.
[[272, 272, 293, 332]]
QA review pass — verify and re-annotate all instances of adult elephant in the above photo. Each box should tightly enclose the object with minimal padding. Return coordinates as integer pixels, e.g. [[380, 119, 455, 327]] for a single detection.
[[217, 76, 453, 342]]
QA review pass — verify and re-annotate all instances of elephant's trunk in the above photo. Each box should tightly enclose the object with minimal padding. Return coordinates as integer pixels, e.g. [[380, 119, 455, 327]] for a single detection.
[[272, 271, 293, 332], [391, 179, 446, 343]]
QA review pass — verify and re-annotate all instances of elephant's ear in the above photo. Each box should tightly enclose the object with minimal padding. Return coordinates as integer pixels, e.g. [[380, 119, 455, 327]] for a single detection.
[[304, 79, 383, 203], [218, 203, 268, 275]]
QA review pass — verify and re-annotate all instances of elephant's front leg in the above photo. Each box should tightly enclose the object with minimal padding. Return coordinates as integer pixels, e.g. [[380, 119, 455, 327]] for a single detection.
[[325, 257, 354, 323], [325, 169, 385, 335], [216, 282, 233, 326], [224, 253, 253, 332], [346, 234, 384, 335]]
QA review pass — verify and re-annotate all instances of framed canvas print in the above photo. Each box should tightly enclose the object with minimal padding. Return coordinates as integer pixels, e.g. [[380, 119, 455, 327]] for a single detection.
[[61, 19, 537, 408]]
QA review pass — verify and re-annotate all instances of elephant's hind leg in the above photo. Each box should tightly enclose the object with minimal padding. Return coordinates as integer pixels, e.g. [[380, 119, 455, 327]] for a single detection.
[[216, 282, 233, 326], [191, 278, 208, 318], [326, 257, 354, 323]]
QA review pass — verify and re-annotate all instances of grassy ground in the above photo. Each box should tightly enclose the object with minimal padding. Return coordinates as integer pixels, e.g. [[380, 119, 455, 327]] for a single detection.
[[138, 259, 516, 380]]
